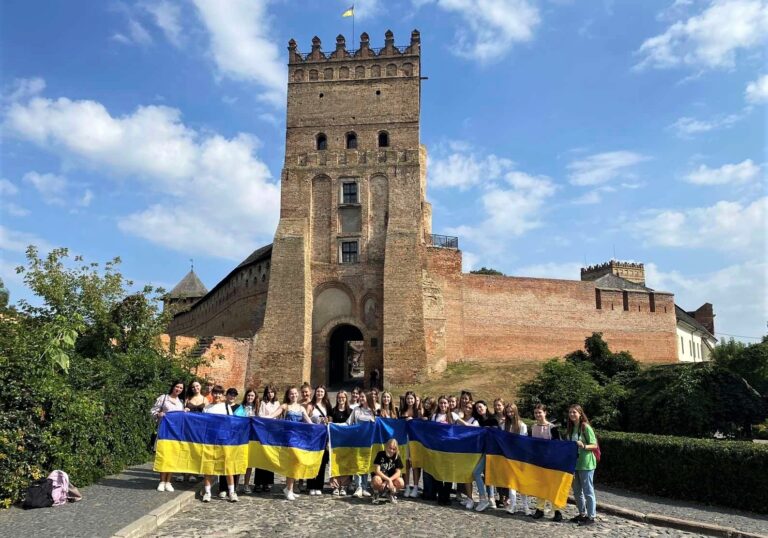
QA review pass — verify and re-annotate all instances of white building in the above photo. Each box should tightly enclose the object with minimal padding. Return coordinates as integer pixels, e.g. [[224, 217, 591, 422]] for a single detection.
[[676, 304, 717, 362]]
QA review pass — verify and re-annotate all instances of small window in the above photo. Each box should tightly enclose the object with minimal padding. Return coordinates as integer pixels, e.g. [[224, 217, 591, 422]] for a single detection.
[[342, 182, 358, 204], [309, 69, 318, 81], [378, 131, 389, 148], [341, 241, 358, 264], [316, 133, 327, 151], [346, 132, 357, 149], [680, 336, 684, 353]]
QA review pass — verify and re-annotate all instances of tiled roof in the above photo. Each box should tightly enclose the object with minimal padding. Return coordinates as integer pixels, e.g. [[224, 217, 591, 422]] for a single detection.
[[167, 270, 208, 299], [592, 273, 651, 291]]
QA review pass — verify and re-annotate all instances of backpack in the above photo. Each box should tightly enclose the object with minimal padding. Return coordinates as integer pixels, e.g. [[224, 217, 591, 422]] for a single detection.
[[48, 470, 70, 506], [22, 478, 54, 509]]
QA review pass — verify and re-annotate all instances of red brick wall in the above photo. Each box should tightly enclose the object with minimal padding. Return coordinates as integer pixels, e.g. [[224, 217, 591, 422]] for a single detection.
[[441, 274, 677, 364], [194, 336, 252, 391]]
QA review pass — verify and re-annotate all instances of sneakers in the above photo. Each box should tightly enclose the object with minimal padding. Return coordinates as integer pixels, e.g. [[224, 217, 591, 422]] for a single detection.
[[229, 492, 239, 503], [475, 499, 490, 512], [202, 492, 211, 503], [506, 504, 516, 515], [174, 475, 184, 482], [332, 487, 340, 496], [553, 510, 563, 522], [570, 514, 586, 523], [404, 485, 411, 497], [164, 483, 175, 492], [218, 491, 228, 499], [579, 517, 596, 527], [353, 487, 363, 498], [532, 509, 545, 519], [157, 482, 166, 492], [489, 498, 497, 509], [187, 475, 197, 483], [362, 489, 372, 497], [464, 498, 475, 510], [309, 489, 323, 496], [409, 487, 419, 498], [283, 487, 296, 501], [338, 488, 347, 496], [388, 493, 398, 504]]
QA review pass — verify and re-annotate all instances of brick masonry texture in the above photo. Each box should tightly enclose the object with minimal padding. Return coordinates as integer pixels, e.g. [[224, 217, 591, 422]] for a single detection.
[[160, 30, 682, 391]]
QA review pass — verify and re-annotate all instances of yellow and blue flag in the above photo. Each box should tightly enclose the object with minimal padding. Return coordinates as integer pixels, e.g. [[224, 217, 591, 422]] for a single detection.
[[248, 417, 327, 479], [484, 428, 577, 507], [329, 418, 407, 476], [342, 6, 354, 17], [154, 412, 250, 475], [407, 420, 485, 483]]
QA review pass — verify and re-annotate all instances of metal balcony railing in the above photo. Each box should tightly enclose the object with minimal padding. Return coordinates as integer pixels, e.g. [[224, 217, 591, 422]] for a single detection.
[[427, 234, 459, 249]]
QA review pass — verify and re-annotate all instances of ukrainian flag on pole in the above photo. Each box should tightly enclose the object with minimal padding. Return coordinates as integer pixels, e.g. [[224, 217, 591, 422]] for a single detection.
[[485, 428, 577, 508], [342, 5, 354, 17]]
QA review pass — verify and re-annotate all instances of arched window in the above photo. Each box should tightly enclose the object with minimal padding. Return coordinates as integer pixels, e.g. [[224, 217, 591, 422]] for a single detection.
[[316, 133, 327, 151], [378, 131, 389, 147], [346, 132, 357, 150]]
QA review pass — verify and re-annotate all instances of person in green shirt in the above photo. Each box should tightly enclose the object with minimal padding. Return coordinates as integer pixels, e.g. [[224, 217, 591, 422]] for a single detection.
[[566, 404, 598, 526]]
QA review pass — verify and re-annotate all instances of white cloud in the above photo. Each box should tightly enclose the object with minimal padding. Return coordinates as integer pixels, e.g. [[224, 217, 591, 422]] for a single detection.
[[745, 73, 768, 104], [192, 0, 286, 106], [630, 197, 767, 255], [3, 203, 30, 217], [572, 189, 603, 205], [0, 178, 19, 196], [0, 225, 53, 253], [669, 113, 742, 137], [430, 151, 514, 190], [567, 151, 649, 186], [636, 0, 768, 70], [5, 86, 280, 260], [141, 0, 183, 46], [415, 0, 541, 62], [23, 171, 68, 205], [79, 189, 94, 207], [348, 0, 384, 21], [684, 159, 762, 185], [2, 77, 45, 103], [646, 261, 767, 342]]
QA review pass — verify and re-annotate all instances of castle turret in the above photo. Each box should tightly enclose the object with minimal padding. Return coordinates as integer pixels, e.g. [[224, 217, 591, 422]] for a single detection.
[[164, 270, 208, 314], [581, 260, 646, 286]]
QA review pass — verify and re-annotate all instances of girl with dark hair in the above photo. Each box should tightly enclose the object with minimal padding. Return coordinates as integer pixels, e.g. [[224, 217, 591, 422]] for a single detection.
[[151, 379, 185, 492], [235, 388, 259, 493], [202, 385, 238, 503], [185, 380, 206, 413], [266, 386, 312, 500], [503, 403, 530, 515], [530, 403, 563, 521], [399, 391, 421, 498], [347, 392, 376, 498], [329, 390, 352, 495], [431, 395, 458, 506], [253, 384, 280, 492], [467, 400, 498, 512], [307, 385, 331, 495], [567, 404, 598, 526]]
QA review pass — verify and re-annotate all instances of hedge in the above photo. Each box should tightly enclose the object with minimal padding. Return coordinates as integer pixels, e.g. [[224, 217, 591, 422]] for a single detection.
[[595, 431, 768, 513]]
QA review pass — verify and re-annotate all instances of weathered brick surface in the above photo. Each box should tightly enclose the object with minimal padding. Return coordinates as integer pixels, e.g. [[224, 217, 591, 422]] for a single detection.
[[195, 336, 251, 390]]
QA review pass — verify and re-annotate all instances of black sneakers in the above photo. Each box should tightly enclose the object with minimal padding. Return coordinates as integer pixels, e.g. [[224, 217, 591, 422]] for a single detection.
[[570, 514, 586, 523], [553, 510, 563, 522], [532, 509, 545, 519], [579, 517, 596, 526]]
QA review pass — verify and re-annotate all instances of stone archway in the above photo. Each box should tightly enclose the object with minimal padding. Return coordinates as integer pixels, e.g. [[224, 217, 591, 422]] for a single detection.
[[328, 323, 364, 388]]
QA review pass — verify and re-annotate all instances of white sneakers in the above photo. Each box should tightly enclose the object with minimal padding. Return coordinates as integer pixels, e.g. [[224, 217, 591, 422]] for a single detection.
[[353, 487, 363, 498], [475, 499, 490, 512], [332, 487, 340, 496], [157, 482, 166, 492], [283, 487, 296, 501], [409, 487, 419, 498], [164, 483, 175, 492], [489, 498, 497, 509], [309, 489, 323, 495], [218, 491, 227, 499], [229, 492, 239, 502], [362, 489, 372, 497], [202, 492, 211, 502], [389, 493, 398, 504], [464, 497, 475, 510], [404, 485, 412, 497]]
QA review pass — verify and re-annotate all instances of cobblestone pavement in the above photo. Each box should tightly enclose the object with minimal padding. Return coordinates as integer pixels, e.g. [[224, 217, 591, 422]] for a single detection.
[[0, 463, 196, 537], [153, 488, 703, 538]]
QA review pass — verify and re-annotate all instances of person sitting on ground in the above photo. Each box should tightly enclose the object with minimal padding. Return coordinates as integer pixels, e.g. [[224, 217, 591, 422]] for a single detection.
[[201, 385, 238, 503], [371, 438, 405, 504]]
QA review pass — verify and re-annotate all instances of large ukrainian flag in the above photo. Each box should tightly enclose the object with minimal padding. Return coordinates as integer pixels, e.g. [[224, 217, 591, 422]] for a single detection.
[[406, 420, 485, 483], [484, 428, 577, 507], [248, 417, 327, 479], [154, 412, 250, 475], [329, 418, 408, 476]]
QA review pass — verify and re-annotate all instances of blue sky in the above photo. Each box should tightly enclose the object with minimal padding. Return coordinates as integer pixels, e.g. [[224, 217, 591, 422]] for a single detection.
[[1, 0, 766, 342]]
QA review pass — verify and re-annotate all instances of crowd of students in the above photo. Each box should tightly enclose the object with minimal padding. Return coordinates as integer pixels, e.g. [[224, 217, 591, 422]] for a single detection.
[[151, 381, 599, 526]]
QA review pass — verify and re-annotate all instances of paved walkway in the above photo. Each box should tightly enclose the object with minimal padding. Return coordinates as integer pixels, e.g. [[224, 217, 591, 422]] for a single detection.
[[1, 464, 766, 537], [0, 463, 195, 537]]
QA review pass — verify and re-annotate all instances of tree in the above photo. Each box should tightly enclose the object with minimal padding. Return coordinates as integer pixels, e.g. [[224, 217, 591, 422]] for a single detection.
[[565, 332, 640, 384], [470, 267, 504, 276], [713, 338, 768, 396]]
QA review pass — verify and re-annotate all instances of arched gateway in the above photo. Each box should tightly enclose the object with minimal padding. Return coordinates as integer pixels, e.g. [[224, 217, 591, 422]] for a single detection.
[[328, 324, 364, 387]]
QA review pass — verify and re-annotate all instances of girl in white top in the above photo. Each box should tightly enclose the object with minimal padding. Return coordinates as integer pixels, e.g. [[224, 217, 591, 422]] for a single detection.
[[254, 384, 280, 492], [503, 403, 530, 515], [266, 386, 312, 500], [346, 392, 375, 498], [151, 380, 185, 492], [456, 400, 478, 506], [201, 385, 238, 503]]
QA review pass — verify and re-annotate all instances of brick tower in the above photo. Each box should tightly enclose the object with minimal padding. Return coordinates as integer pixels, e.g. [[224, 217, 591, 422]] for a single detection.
[[248, 30, 430, 388]]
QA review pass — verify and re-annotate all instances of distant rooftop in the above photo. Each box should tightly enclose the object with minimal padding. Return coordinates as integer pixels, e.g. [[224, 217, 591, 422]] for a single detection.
[[167, 270, 208, 299]]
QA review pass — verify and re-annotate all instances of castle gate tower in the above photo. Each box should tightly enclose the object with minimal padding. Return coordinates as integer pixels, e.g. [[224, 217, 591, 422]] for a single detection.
[[248, 30, 430, 388]]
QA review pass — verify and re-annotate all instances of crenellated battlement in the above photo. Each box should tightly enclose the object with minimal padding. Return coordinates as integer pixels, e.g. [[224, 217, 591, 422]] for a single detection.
[[288, 29, 420, 64], [581, 260, 646, 285]]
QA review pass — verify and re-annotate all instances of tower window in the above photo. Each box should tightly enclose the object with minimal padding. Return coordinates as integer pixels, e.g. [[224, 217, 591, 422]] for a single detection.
[[346, 132, 357, 149], [316, 133, 327, 151], [378, 131, 389, 148], [340, 241, 359, 264], [342, 182, 358, 204]]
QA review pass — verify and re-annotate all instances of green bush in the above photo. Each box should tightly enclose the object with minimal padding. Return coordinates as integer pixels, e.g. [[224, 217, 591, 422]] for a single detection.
[[0, 247, 200, 507], [624, 362, 767, 438], [596, 430, 768, 513], [713, 337, 768, 396]]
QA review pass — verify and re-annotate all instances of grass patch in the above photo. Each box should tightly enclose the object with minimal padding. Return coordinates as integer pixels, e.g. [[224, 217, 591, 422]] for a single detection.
[[388, 360, 543, 404]]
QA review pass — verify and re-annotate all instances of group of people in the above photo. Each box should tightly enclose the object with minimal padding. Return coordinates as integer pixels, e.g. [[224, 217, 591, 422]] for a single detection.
[[151, 381, 599, 526]]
